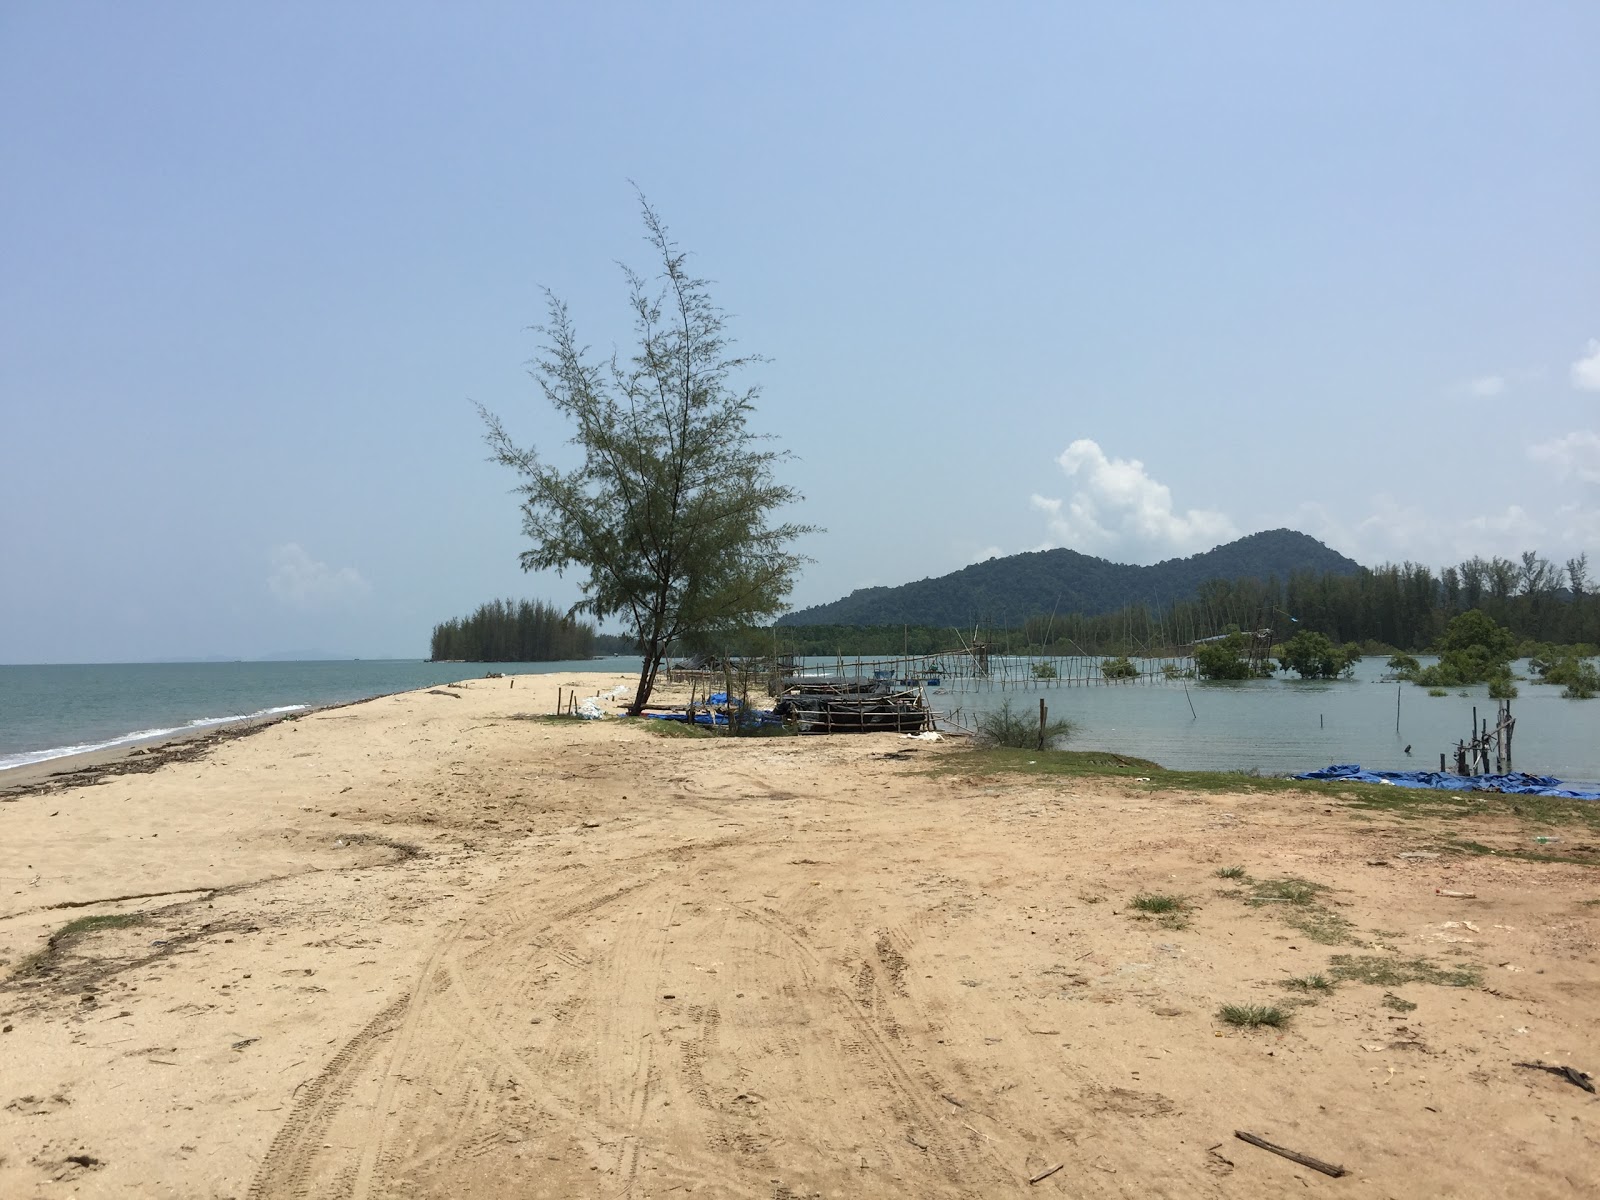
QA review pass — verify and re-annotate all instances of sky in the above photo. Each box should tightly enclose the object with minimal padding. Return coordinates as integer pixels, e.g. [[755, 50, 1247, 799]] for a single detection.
[[2, 2, 1597, 662]]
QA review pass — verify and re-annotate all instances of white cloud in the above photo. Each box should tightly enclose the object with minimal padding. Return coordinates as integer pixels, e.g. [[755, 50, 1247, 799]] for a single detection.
[[1030, 439, 1237, 561], [268, 543, 371, 611], [1466, 375, 1506, 397], [1528, 430, 1600, 484], [1284, 494, 1560, 567], [1572, 340, 1600, 392]]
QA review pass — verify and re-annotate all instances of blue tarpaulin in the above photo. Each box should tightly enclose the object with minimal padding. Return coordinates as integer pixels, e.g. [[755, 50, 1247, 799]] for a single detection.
[[1293, 763, 1600, 800]]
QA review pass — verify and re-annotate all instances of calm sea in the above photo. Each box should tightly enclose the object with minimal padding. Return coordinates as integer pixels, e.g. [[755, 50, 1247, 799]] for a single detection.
[[0, 658, 643, 771], [3, 656, 1595, 787]]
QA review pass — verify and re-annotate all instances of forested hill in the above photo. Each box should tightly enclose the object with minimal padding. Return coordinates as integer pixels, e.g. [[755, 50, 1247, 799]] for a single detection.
[[780, 529, 1362, 628]]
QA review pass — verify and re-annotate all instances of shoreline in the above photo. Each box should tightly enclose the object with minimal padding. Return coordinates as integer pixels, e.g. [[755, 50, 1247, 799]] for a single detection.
[[2, 671, 1595, 1197]]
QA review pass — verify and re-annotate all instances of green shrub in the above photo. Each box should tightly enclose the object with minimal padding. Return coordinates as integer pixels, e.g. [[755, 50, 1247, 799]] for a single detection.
[[976, 699, 1074, 749], [1279, 631, 1358, 679], [1414, 610, 1515, 688], [1196, 633, 1269, 680], [1387, 652, 1421, 679], [1100, 655, 1138, 680], [1031, 661, 1058, 680]]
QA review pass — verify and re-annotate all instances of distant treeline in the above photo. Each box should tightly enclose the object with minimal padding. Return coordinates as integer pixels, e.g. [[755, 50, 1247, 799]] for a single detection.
[[757, 552, 1600, 657], [429, 598, 634, 662]]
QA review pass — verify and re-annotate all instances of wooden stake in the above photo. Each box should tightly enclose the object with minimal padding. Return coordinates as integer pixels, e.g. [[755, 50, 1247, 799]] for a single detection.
[[1233, 1131, 1346, 1178]]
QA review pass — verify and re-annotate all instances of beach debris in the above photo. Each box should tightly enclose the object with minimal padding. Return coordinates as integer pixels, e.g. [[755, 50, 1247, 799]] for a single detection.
[[1398, 851, 1440, 860], [1028, 1163, 1064, 1184], [231, 1037, 260, 1051], [1233, 1131, 1347, 1177], [425, 689, 461, 700], [1514, 1061, 1596, 1094], [1436, 889, 1476, 899]]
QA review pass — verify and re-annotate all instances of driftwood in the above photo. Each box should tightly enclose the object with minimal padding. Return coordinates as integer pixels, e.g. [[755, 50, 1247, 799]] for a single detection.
[[1233, 1131, 1347, 1178], [1515, 1061, 1596, 1094], [1028, 1163, 1064, 1184]]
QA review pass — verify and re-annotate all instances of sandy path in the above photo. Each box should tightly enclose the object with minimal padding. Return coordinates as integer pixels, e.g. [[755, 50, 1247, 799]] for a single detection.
[[2, 674, 1596, 1197]]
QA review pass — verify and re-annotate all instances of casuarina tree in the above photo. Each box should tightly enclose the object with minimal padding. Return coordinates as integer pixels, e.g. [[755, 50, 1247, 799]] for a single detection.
[[479, 194, 815, 715]]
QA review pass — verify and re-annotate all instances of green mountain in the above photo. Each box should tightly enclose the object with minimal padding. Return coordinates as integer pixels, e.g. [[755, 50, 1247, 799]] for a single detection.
[[780, 529, 1362, 628]]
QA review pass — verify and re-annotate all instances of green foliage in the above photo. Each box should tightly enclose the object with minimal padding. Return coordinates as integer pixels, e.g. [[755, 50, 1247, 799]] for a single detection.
[[1218, 1004, 1287, 1028], [1215, 865, 1247, 880], [1387, 652, 1421, 678], [976, 699, 1074, 749], [1195, 633, 1265, 680], [1413, 609, 1517, 688], [479, 196, 815, 714], [429, 597, 597, 662], [1100, 655, 1138, 680], [1278, 630, 1357, 679], [1487, 676, 1518, 699], [774, 546, 1600, 660], [1031, 661, 1058, 679], [1529, 645, 1599, 698], [1129, 893, 1183, 914]]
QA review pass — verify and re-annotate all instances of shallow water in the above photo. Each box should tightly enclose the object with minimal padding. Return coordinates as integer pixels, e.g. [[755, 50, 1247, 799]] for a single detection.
[[914, 656, 1600, 785]]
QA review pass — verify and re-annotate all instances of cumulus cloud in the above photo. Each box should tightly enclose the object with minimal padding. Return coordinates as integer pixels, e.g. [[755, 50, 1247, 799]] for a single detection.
[[1466, 375, 1506, 397], [1030, 439, 1237, 561], [268, 543, 371, 611], [1572, 340, 1600, 392], [1528, 430, 1600, 484]]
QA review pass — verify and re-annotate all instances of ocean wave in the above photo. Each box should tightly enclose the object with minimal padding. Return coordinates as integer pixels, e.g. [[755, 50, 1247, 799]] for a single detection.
[[0, 705, 310, 772]]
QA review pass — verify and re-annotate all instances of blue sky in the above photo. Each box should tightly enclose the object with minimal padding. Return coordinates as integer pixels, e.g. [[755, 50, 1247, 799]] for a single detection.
[[2, 3, 1597, 662]]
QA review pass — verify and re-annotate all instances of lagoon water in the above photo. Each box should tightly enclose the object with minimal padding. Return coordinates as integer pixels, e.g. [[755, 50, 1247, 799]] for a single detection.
[[938, 655, 1600, 787], [2, 655, 1596, 788]]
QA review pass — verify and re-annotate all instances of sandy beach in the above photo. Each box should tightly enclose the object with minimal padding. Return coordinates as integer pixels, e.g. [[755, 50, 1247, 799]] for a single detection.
[[2, 672, 1596, 1198]]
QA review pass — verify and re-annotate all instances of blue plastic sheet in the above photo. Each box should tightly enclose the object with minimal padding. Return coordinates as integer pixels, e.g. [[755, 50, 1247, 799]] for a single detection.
[[1293, 763, 1600, 800]]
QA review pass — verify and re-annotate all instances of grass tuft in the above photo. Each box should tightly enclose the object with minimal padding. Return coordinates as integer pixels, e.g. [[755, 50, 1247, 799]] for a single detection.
[[1215, 865, 1247, 880], [1130, 893, 1183, 914], [10, 912, 145, 979], [1328, 954, 1481, 989], [1218, 1003, 1288, 1028], [1283, 974, 1334, 993]]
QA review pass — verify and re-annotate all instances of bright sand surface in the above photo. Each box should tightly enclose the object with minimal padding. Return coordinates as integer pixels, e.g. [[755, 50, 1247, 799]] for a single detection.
[[2, 671, 1596, 1198]]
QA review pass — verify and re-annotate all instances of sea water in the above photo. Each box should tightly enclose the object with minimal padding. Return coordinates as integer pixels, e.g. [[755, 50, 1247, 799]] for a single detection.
[[0, 658, 643, 771]]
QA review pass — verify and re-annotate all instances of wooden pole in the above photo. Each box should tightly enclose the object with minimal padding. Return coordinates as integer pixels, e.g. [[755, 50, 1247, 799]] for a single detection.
[[1038, 697, 1046, 750]]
